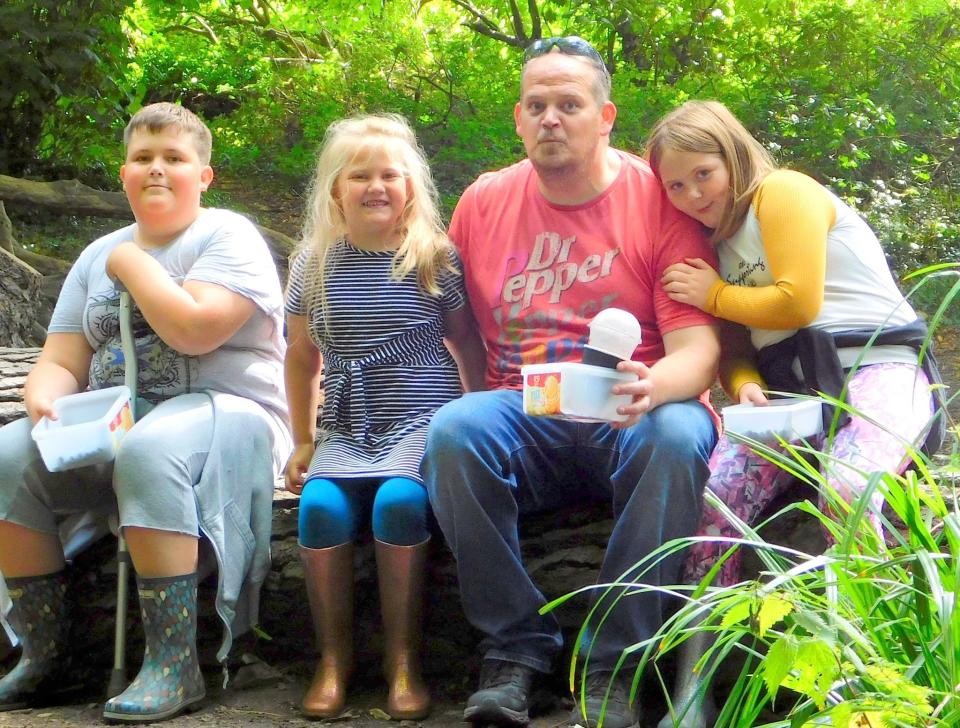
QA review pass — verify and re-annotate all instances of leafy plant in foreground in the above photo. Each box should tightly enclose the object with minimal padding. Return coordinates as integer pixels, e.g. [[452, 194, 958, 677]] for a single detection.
[[545, 267, 960, 726]]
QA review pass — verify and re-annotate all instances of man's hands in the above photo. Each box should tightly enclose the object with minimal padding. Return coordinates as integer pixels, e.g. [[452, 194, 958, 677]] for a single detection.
[[284, 442, 315, 495], [610, 359, 654, 428], [661, 258, 720, 311], [607, 324, 720, 428]]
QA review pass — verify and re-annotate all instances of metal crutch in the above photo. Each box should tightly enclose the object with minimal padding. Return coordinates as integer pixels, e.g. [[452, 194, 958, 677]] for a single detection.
[[106, 290, 136, 699]]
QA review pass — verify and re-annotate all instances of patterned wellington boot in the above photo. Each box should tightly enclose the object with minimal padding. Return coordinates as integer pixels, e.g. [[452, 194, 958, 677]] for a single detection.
[[102, 572, 205, 723], [0, 571, 69, 711]]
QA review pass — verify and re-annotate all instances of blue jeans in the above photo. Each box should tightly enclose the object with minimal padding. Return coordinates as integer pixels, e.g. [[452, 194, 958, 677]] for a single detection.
[[423, 389, 716, 673]]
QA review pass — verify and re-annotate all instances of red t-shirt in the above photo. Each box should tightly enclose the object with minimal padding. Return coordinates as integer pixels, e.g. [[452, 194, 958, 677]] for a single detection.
[[450, 151, 718, 397]]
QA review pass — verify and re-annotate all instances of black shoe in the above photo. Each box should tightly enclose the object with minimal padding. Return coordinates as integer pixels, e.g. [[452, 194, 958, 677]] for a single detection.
[[463, 659, 537, 727], [569, 670, 640, 728]]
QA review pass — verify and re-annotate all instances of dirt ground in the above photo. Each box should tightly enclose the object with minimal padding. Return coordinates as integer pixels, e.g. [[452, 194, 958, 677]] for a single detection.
[[0, 670, 576, 728]]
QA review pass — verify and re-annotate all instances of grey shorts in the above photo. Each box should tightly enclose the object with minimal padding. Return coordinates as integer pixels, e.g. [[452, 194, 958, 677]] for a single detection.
[[0, 393, 268, 538]]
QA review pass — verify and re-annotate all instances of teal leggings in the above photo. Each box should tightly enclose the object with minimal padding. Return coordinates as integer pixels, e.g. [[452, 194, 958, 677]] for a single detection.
[[298, 476, 429, 548]]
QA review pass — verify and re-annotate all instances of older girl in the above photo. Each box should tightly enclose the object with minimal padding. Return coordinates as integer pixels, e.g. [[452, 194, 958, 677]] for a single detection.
[[647, 100, 940, 728]]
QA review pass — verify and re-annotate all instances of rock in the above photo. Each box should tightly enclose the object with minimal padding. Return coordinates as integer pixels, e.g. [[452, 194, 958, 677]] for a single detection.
[[0, 249, 43, 347], [0, 350, 616, 683], [0, 347, 39, 425]]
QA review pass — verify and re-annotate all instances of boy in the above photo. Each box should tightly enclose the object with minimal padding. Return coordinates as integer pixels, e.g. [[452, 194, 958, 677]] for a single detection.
[[0, 103, 291, 723]]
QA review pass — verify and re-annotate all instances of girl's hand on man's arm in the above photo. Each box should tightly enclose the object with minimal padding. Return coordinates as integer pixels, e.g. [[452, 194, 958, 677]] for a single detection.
[[661, 258, 721, 311]]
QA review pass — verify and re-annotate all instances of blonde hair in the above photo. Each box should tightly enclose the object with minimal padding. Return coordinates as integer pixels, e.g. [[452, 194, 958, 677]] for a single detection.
[[645, 100, 777, 242], [123, 102, 213, 165], [295, 113, 455, 320]]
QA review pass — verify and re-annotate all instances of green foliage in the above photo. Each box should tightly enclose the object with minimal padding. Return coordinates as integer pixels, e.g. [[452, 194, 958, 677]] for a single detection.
[[550, 273, 960, 724], [11, 209, 118, 261], [0, 0, 130, 180], [3, 0, 960, 266]]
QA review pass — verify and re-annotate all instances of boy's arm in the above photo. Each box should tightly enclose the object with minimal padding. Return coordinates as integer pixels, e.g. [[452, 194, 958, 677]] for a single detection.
[[283, 313, 322, 494], [24, 333, 95, 423], [443, 304, 486, 393], [107, 242, 256, 356]]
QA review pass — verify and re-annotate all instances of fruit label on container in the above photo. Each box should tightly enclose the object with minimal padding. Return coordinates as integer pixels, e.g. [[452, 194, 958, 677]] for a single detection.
[[524, 371, 561, 416], [110, 400, 134, 449]]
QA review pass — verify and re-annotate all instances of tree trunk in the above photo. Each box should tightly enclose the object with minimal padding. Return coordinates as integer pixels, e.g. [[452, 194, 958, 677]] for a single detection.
[[0, 175, 130, 218], [0, 201, 14, 253], [0, 249, 43, 347], [0, 174, 297, 266]]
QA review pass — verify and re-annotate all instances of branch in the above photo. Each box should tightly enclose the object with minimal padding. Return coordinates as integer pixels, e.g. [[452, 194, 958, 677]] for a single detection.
[[261, 57, 327, 64], [507, 0, 528, 44], [0, 201, 15, 254], [192, 13, 220, 43], [0, 175, 295, 266], [0, 175, 131, 218], [160, 22, 219, 42], [467, 20, 527, 48], [444, 0, 505, 35], [249, 0, 272, 26], [527, 0, 541, 40], [161, 10, 329, 58], [12, 246, 72, 276]]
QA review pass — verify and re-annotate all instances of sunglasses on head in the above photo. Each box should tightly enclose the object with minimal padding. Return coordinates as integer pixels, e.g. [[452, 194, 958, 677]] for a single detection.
[[522, 36, 604, 66]]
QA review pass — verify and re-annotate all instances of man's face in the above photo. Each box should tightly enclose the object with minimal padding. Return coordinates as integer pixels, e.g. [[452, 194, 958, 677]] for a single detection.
[[514, 53, 616, 175]]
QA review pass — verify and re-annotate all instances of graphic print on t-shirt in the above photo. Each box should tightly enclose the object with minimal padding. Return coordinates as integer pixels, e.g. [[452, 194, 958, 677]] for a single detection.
[[490, 230, 622, 375], [86, 290, 196, 402], [726, 256, 766, 287]]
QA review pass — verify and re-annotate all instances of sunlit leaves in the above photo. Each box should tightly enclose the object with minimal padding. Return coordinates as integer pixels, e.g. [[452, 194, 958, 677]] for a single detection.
[[3, 0, 960, 272]]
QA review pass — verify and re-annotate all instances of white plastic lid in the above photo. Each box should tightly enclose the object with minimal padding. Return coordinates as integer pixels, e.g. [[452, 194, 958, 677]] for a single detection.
[[587, 308, 642, 359]]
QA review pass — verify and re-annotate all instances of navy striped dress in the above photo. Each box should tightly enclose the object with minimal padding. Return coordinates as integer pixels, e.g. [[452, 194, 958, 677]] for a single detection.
[[285, 240, 466, 484]]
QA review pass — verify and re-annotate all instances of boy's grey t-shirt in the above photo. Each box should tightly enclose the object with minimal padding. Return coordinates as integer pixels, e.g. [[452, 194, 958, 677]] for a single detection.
[[48, 208, 288, 428]]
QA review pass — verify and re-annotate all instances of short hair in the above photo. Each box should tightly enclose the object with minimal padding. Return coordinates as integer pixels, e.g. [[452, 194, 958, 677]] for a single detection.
[[123, 102, 213, 165], [521, 36, 612, 106], [645, 100, 777, 241], [295, 113, 454, 322]]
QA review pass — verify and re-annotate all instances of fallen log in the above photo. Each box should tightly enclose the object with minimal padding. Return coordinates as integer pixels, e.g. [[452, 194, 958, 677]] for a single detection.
[[0, 174, 130, 219], [0, 174, 297, 265]]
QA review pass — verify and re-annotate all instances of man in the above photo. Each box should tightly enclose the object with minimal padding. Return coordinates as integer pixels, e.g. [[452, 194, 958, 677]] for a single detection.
[[423, 36, 720, 728]]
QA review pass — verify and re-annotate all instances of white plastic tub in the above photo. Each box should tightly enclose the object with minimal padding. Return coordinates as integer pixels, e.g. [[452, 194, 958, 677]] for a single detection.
[[722, 398, 823, 441], [31, 386, 134, 472], [521, 362, 636, 423]]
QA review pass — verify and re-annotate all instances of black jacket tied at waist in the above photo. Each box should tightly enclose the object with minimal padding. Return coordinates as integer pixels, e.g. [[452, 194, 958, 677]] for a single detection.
[[755, 319, 946, 455]]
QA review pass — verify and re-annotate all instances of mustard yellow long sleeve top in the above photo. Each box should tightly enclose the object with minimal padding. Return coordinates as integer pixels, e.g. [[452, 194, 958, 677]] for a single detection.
[[707, 171, 837, 398]]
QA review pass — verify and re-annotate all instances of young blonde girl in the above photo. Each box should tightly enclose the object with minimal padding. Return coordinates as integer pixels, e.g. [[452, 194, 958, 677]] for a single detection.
[[646, 100, 941, 728], [284, 113, 484, 720]]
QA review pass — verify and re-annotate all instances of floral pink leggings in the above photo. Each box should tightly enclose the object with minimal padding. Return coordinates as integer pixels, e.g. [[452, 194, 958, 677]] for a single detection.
[[684, 362, 934, 587]]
